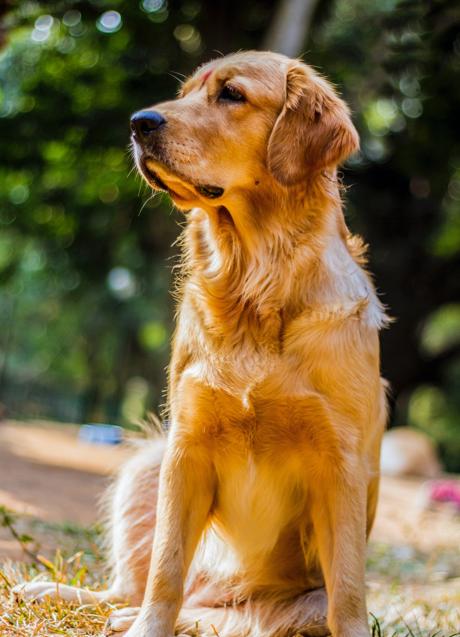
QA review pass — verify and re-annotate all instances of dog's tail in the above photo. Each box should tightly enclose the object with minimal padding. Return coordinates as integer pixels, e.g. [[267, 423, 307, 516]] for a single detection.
[[177, 587, 329, 637]]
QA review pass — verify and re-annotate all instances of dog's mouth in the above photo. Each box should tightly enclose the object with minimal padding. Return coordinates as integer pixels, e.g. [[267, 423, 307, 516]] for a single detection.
[[140, 157, 224, 203], [141, 161, 169, 192], [195, 184, 225, 199]]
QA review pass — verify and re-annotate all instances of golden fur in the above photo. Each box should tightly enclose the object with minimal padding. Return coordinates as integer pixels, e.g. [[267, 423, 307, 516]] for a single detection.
[[14, 51, 389, 637]]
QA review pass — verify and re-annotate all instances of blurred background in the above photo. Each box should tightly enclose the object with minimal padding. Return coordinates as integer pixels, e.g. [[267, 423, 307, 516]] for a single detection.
[[0, 0, 459, 471]]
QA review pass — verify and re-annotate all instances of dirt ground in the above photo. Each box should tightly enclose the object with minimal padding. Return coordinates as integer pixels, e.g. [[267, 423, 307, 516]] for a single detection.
[[1, 420, 459, 558], [0, 421, 131, 559]]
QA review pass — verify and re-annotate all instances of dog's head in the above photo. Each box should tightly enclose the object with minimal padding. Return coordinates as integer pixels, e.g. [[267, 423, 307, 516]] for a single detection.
[[131, 51, 359, 210]]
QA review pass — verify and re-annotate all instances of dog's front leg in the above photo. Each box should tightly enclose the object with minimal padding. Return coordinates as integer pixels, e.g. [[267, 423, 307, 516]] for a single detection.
[[311, 463, 369, 637], [123, 438, 215, 637]]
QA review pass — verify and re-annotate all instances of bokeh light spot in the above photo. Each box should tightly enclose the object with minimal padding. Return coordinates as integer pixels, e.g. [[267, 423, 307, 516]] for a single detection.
[[139, 321, 167, 350], [107, 267, 136, 299], [141, 0, 165, 12], [173, 24, 202, 54], [35, 15, 54, 31], [63, 10, 81, 27], [97, 11, 123, 34], [31, 29, 51, 43], [10, 184, 30, 205], [402, 98, 423, 119]]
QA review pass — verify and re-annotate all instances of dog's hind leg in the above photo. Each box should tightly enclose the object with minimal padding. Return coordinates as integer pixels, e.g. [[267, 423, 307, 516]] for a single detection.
[[105, 437, 165, 604], [13, 438, 165, 607], [173, 587, 329, 637]]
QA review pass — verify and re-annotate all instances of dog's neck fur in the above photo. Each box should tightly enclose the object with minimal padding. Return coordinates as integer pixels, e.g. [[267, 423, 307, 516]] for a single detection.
[[181, 174, 385, 347]]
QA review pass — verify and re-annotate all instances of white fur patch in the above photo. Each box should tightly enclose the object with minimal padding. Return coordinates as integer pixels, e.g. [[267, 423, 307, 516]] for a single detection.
[[321, 237, 388, 329]]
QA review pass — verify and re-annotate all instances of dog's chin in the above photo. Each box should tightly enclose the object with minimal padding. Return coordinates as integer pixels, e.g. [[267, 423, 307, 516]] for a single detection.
[[138, 159, 193, 209], [141, 164, 168, 192], [139, 156, 224, 210]]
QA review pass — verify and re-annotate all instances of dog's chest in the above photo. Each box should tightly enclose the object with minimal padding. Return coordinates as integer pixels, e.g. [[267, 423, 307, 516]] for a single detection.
[[179, 349, 323, 453], [212, 449, 305, 559], [177, 352, 334, 562]]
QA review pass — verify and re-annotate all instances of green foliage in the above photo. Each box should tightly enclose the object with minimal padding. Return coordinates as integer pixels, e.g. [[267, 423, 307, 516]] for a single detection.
[[0, 1, 185, 419], [422, 305, 460, 357]]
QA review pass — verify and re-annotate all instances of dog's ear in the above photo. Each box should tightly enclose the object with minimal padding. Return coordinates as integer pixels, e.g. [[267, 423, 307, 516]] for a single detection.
[[267, 62, 359, 185]]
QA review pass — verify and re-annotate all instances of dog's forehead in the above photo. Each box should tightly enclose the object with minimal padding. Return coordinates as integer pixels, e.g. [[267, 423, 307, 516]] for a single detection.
[[190, 52, 288, 87]]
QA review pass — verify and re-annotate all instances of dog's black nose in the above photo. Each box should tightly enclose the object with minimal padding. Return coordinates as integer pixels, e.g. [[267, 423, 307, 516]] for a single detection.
[[130, 110, 166, 140]]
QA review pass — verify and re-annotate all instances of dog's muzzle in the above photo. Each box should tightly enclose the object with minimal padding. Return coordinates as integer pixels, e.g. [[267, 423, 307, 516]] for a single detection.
[[130, 110, 224, 200]]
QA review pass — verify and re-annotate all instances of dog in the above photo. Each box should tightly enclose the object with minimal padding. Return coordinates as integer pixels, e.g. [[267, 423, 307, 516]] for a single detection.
[[14, 51, 389, 637]]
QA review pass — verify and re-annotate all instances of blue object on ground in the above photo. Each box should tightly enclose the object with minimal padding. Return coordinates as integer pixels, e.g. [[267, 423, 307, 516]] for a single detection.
[[79, 423, 123, 445]]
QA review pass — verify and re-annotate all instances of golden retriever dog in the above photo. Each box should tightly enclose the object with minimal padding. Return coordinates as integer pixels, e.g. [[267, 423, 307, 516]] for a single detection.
[[14, 51, 389, 637]]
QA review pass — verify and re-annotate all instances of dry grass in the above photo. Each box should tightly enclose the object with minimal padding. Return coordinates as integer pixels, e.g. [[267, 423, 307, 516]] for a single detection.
[[1, 563, 113, 636], [0, 511, 459, 637], [0, 513, 122, 636], [366, 542, 460, 637], [367, 581, 460, 636]]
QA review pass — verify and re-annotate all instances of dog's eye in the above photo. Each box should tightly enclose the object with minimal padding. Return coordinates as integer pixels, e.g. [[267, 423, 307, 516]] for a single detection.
[[218, 85, 246, 103]]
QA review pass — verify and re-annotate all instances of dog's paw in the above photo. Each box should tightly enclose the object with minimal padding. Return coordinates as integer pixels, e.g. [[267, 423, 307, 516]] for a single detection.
[[105, 607, 140, 634], [105, 608, 191, 637]]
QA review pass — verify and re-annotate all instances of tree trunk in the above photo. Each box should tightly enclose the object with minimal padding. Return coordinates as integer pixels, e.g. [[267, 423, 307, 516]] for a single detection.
[[263, 0, 322, 57]]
